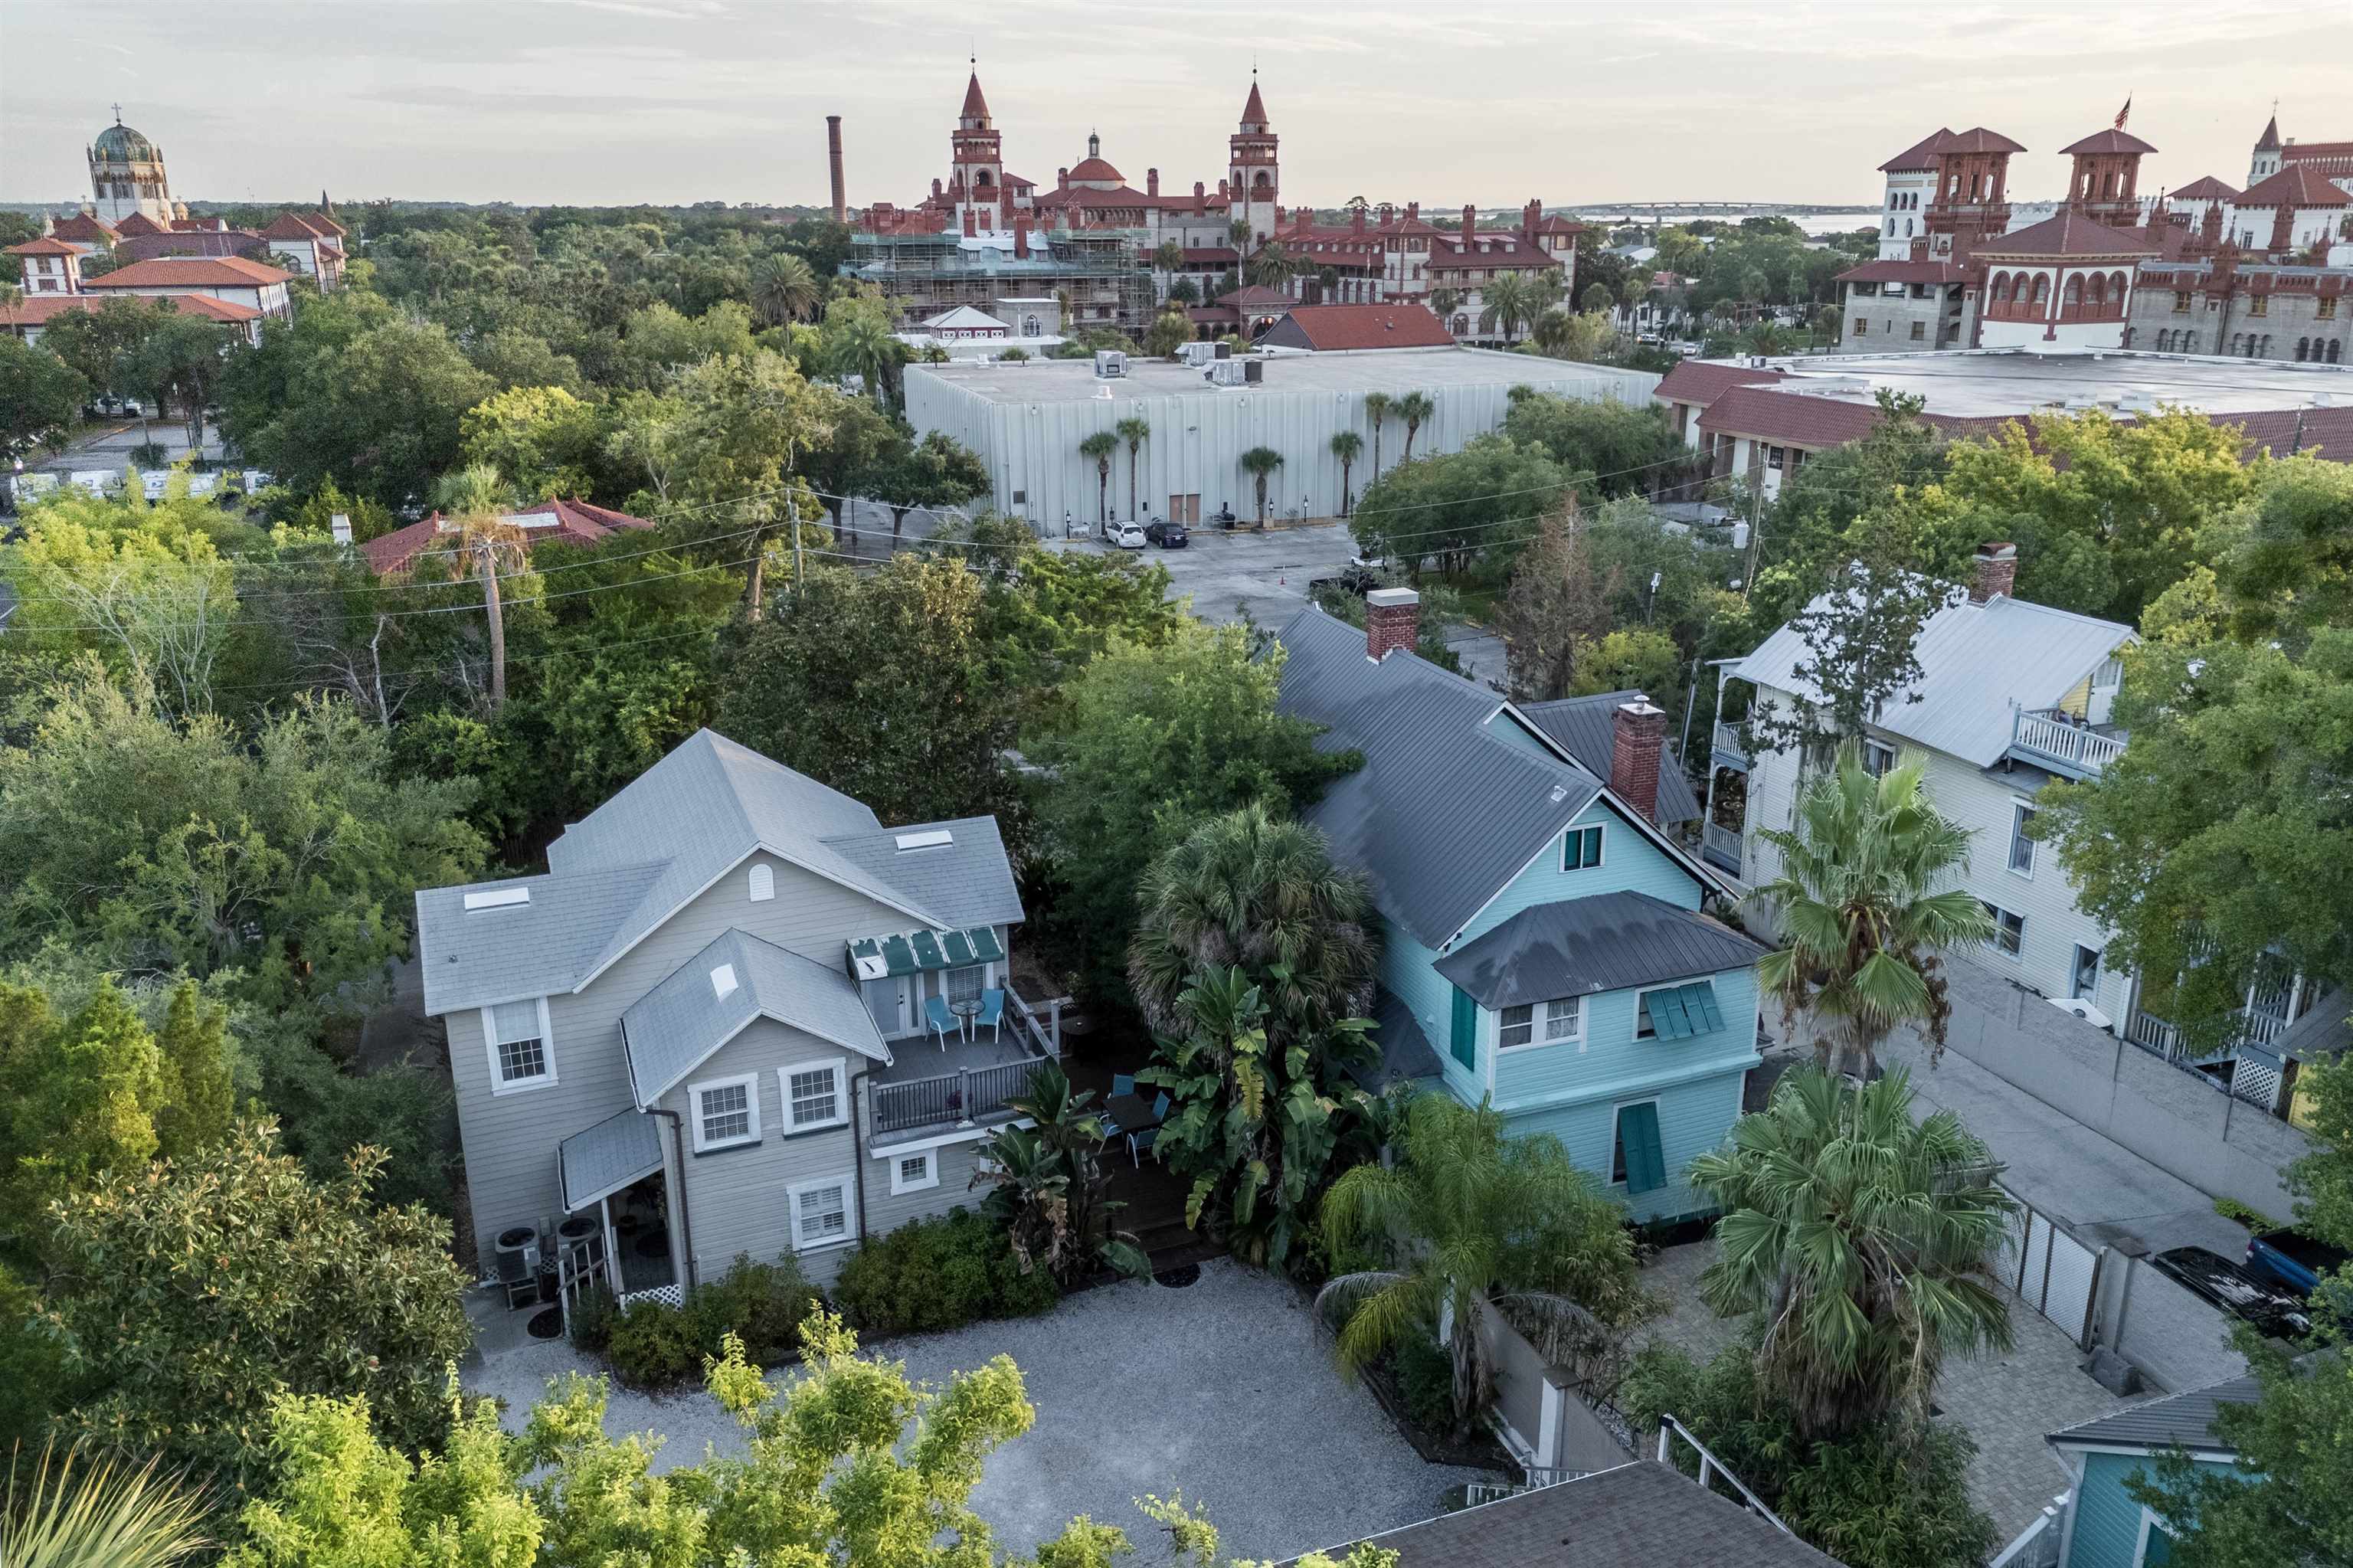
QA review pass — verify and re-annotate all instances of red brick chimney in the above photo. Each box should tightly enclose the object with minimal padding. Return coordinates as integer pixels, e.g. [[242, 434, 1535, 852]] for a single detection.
[[1058, 167, 1069, 189], [1353, 206, 1366, 234], [962, 208, 977, 237], [1610, 701, 1666, 823], [1219, 178, 1229, 200], [2270, 204, 2296, 255], [1969, 542, 2018, 604], [1013, 217, 1029, 258], [1193, 179, 1206, 207], [1522, 198, 1540, 242], [1407, 201, 1420, 222], [826, 115, 846, 224], [1365, 588, 1419, 661], [1461, 203, 1477, 237]]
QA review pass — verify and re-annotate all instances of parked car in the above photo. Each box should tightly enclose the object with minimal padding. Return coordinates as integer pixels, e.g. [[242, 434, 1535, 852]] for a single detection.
[[2149, 1246, 2313, 1340], [1144, 519, 1188, 548], [1103, 520, 1147, 550], [2246, 1229, 2351, 1295]]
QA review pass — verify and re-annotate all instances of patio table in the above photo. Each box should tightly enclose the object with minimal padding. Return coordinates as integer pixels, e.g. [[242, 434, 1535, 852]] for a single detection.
[[1102, 1092, 1162, 1137], [949, 997, 982, 1040]]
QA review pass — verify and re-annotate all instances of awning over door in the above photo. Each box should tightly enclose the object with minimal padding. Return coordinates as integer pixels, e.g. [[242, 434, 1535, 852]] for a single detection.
[[847, 925, 1006, 980], [558, 1108, 663, 1212], [1643, 980, 1725, 1039]]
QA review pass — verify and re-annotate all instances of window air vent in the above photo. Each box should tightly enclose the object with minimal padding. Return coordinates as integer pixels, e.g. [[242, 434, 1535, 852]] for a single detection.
[[463, 887, 531, 912]]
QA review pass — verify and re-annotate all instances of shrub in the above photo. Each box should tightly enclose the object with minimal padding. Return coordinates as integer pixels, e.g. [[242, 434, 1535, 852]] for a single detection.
[[1393, 1331, 1455, 1435], [568, 1282, 618, 1355], [605, 1297, 700, 1389], [591, 1254, 821, 1388], [834, 1207, 1059, 1338]]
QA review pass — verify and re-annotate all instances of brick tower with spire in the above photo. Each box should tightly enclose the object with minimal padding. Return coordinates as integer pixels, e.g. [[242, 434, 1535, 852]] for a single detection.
[[1228, 72, 1279, 247], [2060, 103, 2156, 230], [950, 62, 1006, 233]]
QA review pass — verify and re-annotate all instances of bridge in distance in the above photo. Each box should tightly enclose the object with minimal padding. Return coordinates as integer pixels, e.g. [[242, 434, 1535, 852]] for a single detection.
[[1541, 200, 1879, 221]]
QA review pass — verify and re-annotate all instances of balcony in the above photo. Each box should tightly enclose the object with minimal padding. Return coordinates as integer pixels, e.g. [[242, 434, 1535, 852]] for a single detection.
[[2008, 708, 2125, 780], [868, 987, 1067, 1144], [1700, 820, 1744, 879], [1711, 720, 1751, 772]]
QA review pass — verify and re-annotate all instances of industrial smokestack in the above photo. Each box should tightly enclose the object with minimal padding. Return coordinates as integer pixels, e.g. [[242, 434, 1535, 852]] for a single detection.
[[826, 115, 846, 224]]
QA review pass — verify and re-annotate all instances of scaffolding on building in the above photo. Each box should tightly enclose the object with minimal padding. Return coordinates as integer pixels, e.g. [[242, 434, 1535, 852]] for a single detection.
[[846, 231, 1156, 332]]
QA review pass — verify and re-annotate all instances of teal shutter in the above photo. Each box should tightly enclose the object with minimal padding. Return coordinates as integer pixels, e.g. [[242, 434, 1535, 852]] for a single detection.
[[1685, 980, 1725, 1033], [1449, 986, 1478, 1071], [1618, 1103, 1666, 1194]]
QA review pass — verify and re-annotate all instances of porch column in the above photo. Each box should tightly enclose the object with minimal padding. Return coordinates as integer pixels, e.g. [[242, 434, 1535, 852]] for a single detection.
[[601, 1194, 622, 1295]]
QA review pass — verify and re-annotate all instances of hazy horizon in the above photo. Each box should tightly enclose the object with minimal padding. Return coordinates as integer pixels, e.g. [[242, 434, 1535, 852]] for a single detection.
[[3, 0, 2344, 213]]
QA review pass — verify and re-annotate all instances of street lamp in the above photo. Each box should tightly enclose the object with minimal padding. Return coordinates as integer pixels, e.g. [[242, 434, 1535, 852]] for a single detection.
[[1645, 569, 1663, 624]]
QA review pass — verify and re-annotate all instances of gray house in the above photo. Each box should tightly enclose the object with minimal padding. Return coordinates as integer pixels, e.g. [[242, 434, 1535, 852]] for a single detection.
[[417, 729, 1059, 1303]]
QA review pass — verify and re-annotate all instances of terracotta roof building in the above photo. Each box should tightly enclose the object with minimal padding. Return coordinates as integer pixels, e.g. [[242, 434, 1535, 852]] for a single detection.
[[1256, 303, 1455, 352], [363, 499, 658, 577]]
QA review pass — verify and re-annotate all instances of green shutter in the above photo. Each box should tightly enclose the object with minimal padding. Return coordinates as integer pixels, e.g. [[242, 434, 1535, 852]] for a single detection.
[[1449, 986, 1479, 1071], [1684, 980, 1725, 1033], [1617, 1103, 1666, 1194], [1650, 988, 1693, 1038]]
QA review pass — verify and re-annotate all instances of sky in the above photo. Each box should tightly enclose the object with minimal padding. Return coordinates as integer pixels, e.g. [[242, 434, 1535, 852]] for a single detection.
[[2, 0, 2345, 212]]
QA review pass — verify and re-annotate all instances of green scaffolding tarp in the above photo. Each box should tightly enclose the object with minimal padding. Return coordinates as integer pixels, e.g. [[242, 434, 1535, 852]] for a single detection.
[[848, 925, 1006, 980]]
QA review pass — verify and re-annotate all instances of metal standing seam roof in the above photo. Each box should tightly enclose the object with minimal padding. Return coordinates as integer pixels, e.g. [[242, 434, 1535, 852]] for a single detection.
[[1434, 891, 1768, 1010], [557, 1107, 665, 1211], [2279, 988, 2351, 1063], [2047, 1373, 2262, 1453], [1515, 694, 1703, 827], [1347, 987, 1445, 1090], [621, 927, 892, 1106], [1272, 606, 1607, 951], [1732, 586, 2132, 768], [417, 731, 1026, 1016]]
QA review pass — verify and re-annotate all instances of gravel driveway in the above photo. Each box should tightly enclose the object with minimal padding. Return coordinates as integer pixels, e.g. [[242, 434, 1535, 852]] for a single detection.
[[463, 1259, 1482, 1561]]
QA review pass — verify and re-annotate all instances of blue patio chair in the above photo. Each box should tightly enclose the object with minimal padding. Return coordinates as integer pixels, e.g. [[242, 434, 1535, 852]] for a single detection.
[[1127, 1091, 1174, 1167], [1152, 1089, 1170, 1119], [974, 987, 1006, 1043], [925, 995, 957, 1050], [1111, 1073, 1136, 1098]]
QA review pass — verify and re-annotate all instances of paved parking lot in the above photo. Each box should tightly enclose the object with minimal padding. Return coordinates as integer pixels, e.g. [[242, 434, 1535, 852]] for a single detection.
[[465, 1259, 1479, 1561], [1050, 522, 1365, 627]]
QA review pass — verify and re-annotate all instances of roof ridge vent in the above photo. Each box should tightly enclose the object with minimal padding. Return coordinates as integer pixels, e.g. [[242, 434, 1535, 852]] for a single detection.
[[463, 886, 530, 912], [895, 829, 954, 851]]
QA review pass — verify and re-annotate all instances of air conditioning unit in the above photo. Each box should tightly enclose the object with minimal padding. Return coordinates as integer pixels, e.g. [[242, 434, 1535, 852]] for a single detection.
[[1205, 360, 1245, 387], [1094, 349, 1127, 378], [1212, 341, 1232, 359], [1242, 359, 1264, 384], [1176, 341, 1216, 368], [2047, 996, 2114, 1031]]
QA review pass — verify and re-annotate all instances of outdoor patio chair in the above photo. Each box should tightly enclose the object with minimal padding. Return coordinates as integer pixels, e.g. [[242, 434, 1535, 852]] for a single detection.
[[1127, 1124, 1160, 1166], [1111, 1073, 1136, 1098], [974, 988, 1006, 1043], [1152, 1089, 1170, 1118], [925, 995, 957, 1049]]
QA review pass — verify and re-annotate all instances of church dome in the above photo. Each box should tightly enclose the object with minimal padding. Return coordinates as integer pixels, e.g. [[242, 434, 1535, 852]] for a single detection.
[[93, 121, 159, 162], [1066, 156, 1124, 184]]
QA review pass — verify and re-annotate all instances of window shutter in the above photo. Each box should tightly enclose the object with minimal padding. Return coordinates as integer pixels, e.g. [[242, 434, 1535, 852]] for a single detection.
[[1619, 1103, 1666, 1194], [1448, 986, 1478, 1070]]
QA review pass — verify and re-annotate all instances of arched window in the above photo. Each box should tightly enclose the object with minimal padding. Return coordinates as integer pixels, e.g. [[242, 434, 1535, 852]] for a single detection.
[[2331, 339, 2343, 364], [1887, 219, 1896, 237], [749, 864, 774, 902], [2089, 275, 2106, 308], [2106, 170, 2121, 198], [1904, 218, 1913, 237], [2297, 338, 2310, 362], [1451, 313, 1470, 335], [2031, 275, 2050, 307], [2064, 275, 2085, 314], [2112, 273, 2129, 313], [1989, 272, 2009, 306], [2261, 334, 2273, 358]]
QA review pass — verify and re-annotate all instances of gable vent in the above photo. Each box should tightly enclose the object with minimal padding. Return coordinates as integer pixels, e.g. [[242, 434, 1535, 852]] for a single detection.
[[463, 886, 530, 912], [711, 963, 738, 1000], [895, 830, 954, 852]]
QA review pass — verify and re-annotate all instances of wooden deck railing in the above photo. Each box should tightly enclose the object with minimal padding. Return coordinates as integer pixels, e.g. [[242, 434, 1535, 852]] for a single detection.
[[2010, 709, 2126, 777], [872, 1056, 1039, 1138]]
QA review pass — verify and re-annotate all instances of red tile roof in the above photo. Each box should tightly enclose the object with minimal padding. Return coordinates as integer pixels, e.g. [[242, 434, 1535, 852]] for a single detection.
[[260, 211, 334, 241], [1973, 212, 2157, 259], [1880, 128, 1955, 172], [2060, 128, 2159, 156], [111, 212, 166, 237], [1242, 80, 1268, 125], [1939, 126, 2027, 155], [1258, 303, 1454, 352], [116, 230, 265, 264], [84, 254, 293, 289], [1653, 360, 1787, 408], [0, 292, 259, 329], [960, 72, 990, 120], [363, 499, 657, 576], [7, 237, 79, 257], [1215, 284, 1294, 309], [1180, 247, 1240, 266], [2238, 165, 2351, 208], [46, 213, 118, 243], [2284, 141, 2353, 163], [2169, 175, 2240, 201], [1834, 257, 1972, 283], [1065, 156, 1123, 182]]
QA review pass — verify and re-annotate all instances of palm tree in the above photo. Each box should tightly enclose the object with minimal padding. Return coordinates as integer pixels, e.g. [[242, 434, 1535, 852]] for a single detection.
[[1228, 217, 1255, 248], [1248, 242, 1294, 292], [1329, 430, 1363, 516], [750, 253, 821, 326], [827, 306, 900, 410], [1239, 445, 1284, 527], [1317, 1094, 1647, 1438], [1745, 741, 1995, 1078], [0, 1443, 210, 1568], [432, 464, 525, 709], [1692, 1066, 2016, 1439], [975, 1062, 1148, 1285], [1481, 271, 1541, 344], [1078, 430, 1117, 529], [1394, 391, 1435, 460], [1530, 308, 1573, 356], [1428, 287, 1461, 327], [1153, 239, 1186, 274], [1363, 391, 1392, 477], [1315, 265, 1341, 303], [1114, 416, 1151, 521]]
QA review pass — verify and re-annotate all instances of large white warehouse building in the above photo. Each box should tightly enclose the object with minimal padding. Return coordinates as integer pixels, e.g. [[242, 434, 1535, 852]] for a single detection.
[[903, 347, 1660, 534]]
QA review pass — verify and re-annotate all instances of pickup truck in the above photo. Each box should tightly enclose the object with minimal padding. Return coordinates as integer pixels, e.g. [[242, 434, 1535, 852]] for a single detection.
[[2247, 1229, 2350, 1295]]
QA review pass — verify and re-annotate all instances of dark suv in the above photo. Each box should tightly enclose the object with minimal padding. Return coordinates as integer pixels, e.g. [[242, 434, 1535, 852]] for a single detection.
[[1144, 519, 1188, 548]]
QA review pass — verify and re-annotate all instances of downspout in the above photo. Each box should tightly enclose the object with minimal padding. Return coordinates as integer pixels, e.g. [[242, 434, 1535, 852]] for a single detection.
[[850, 1064, 875, 1246], [649, 1107, 696, 1293]]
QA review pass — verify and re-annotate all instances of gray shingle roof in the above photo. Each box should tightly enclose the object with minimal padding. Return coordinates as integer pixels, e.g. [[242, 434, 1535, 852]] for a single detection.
[[1293, 1462, 1838, 1568], [1516, 693, 1702, 826], [2280, 987, 2351, 1063], [558, 1107, 664, 1210], [1274, 607, 1608, 951], [1733, 588, 2132, 769], [622, 928, 892, 1105], [1350, 986, 1444, 1089], [820, 817, 1026, 929], [1435, 890, 1769, 1009], [417, 731, 1023, 1015], [2048, 1373, 2261, 1453]]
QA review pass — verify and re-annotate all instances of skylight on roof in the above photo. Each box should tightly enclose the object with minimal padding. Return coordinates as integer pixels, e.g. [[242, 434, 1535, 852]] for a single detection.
[[894, 830, 954, 852], [508, 511, 559, 529], [463, 887, 531, 912], [711, 963, 738, 1000]]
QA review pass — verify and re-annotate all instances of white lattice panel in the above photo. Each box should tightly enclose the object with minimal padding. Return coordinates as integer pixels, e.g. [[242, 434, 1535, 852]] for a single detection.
[[2232, 1058, 2282, 1110], [621, 1284, 684, 1310]]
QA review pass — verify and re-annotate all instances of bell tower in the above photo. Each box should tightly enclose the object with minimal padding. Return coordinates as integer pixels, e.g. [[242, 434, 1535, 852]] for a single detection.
[[949, 62, 1005, 233], [1228, 71, 1279, 247], [2249, 110, 2284, 188]]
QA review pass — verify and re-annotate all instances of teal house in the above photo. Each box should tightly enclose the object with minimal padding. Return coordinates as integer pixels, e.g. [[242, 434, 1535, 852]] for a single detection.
[[2039, 1373, 2261, 1566], [1275, 593, 1765, 1221]]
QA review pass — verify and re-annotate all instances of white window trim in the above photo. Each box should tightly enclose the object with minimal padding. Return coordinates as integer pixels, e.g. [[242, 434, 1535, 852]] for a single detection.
[[2008, 800, 2037, 879], [778, 1056, 849, 1133], [689, 1071, 763, 1153], [787, 1172, 858, 1253], [889, 1147, 940, 1195], [1544, 995, 1587, 1050], [481, 997, 558, 1095], [1632, 985, 1666, 1040], [1561, 823, 1605, 872], [1607, 1097, 1661, 1190], [1982, 901, 2027, 960], [2132, 1505, 2175, 1567], [1497, 996, 1584, 1052]]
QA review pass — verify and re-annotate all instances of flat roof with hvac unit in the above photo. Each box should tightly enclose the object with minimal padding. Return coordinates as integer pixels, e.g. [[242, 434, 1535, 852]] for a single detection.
[[906, 347, 1659, 532]]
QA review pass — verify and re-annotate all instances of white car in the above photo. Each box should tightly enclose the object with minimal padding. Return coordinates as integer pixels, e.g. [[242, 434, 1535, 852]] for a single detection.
[[1104, 521, 1147, 550]]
